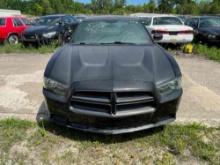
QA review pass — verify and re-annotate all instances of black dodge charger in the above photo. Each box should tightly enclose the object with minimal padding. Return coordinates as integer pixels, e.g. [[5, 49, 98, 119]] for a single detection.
[[185, 16, 220, 44], [43, 16, 182, 134]]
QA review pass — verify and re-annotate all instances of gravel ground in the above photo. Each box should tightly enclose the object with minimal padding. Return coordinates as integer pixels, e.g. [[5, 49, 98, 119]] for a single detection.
[[0, 53, 219, 126]]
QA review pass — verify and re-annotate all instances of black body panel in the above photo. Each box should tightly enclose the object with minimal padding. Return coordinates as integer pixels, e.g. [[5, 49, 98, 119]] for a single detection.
[[197, 27, 220, 44], [43, 43, 182, 134], [185, 16, 220, 44], [45, 44, 177, 87], [43, 17, 182, 134], [21, 14, 77, 46]]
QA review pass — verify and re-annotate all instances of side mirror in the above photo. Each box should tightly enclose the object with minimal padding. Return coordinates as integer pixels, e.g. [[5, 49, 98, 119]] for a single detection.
[[153, 33, 163, 41], [55, 21, 62, 26], [66, 36, 72, 43], [191, 25, 197, 29], [64, 31, 73, 43]]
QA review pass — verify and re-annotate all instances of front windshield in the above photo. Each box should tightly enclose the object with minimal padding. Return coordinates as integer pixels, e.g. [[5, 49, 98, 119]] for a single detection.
[[72, 20, 152, 44], [199, 17, 220, 28], [153, 17, 183, 25], [34, 16, 61, 26]]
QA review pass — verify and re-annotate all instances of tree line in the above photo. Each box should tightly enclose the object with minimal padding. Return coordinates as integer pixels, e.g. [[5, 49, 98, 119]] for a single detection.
[[0, 0, 219, 16]]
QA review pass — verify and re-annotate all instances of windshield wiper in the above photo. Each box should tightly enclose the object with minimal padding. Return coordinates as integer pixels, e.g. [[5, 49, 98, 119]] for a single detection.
[[74, 42, 138, 45], [75, 42, 102, 45], [74, 42, 89, 45], [79, 42, 86, 45]]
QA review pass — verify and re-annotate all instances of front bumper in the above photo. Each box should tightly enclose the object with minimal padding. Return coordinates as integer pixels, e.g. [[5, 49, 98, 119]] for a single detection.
[[21, 34, 58, 45], [43, 89, 182, 134], [155, 34, 194, 44], [198, 35, 220, 44], [206, 39, 220, 44]]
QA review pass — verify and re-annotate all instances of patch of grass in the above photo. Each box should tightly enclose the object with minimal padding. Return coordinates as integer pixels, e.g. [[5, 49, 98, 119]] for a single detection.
[[159, 123, 218, 163], [155, 152, 175, 165], [0, 118, 219, 164], [0, 43, 57, 54], [0, 119, 34, 151], [193, 44, 220, 62]]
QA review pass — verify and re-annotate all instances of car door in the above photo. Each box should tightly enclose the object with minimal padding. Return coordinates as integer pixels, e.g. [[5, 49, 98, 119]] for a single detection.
[[12, 17, 27, 36], [0, 17, 7, 41], [185, 18, 199, 30], [185, 18, 199, 36]]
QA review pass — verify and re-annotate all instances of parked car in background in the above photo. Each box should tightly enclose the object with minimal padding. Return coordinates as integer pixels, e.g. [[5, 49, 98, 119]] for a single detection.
[[21, 14, 78, 46], [0, 15, 30, 44], [176, 15, 192, 23], [75, 15, 87, 22], [131, 13, 194, 45], [43, 16, 182, 134], [185, 16, 220, 44]]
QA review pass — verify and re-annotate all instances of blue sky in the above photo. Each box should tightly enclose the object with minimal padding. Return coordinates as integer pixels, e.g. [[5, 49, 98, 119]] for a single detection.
[[75, 0, 148, 5]]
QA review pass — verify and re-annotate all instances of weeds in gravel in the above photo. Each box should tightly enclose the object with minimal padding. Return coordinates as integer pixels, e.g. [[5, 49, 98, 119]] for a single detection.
[[0, 118, 219, 164], [193, 44, 220, 62], [0, 43, 57, 54]]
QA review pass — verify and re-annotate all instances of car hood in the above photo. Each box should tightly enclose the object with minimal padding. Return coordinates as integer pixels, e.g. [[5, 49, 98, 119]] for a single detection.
[[24, 25, 58, 35], [44, 44, 180, 92], [199, 27, 220, 35]]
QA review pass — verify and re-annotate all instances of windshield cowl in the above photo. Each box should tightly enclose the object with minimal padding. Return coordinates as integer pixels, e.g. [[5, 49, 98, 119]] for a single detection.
[[73, 41, 145, 45]]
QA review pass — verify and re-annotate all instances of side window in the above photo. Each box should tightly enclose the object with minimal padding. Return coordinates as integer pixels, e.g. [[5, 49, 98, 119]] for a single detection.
[[63, 16, 71, 24], [69, 16, 77, 24], [13, 18, 23, 27], [21, 18, 31, 25], [186, 18, 198, 28], [0, 18, 6, 26]]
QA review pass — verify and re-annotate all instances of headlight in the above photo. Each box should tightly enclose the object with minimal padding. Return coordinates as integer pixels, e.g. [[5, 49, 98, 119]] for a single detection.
[[42, 31, 57, 38], [208, 34, 216, 39], [157, 78, 181, 95], [43, 77, 68, 95]]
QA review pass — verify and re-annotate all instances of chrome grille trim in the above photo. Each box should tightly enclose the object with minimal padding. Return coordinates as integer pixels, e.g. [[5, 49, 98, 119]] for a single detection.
[[70, 91, 155, 116]]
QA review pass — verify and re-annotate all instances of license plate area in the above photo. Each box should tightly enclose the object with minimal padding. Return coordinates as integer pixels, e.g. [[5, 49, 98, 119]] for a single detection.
[[169, 32, 178, 35]]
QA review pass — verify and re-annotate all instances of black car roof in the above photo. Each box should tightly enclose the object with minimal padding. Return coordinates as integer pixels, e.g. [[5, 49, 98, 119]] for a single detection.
[[187, 16, 220, 19], [40, 14, 71, 18]]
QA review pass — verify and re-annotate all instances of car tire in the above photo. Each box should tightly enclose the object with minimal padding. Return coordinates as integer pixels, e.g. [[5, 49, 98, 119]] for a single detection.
[[8, 34, 19, 45]]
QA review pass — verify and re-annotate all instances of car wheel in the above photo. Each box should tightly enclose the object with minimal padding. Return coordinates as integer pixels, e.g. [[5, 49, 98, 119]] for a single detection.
[[8, 34, 19, 45]]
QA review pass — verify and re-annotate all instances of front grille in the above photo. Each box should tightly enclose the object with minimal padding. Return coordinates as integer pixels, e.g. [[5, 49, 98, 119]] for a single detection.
[[24, 34, 36, 40], [70, 91, 155, 115]]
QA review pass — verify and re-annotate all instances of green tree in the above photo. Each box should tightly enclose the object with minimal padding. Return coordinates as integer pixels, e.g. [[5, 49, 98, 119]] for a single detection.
[[158, 0, 176, 13], [33, 3, 44, 15], [208, 0, 220, 14], [40, 0, 53, 14], [143, 0, 157, 13], [175, 0, 199, 15], [91, 0, 113, 14], [114, 0, 126, 8]]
